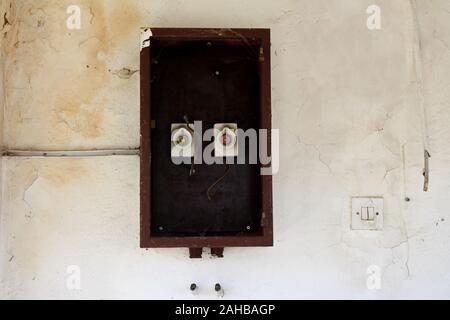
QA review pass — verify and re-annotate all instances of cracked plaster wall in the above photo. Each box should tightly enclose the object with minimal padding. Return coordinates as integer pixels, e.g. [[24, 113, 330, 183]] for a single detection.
[[0, 0, 449, 299]]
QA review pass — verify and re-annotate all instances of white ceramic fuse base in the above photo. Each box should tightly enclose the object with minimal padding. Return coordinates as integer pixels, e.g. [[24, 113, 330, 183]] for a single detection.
[[214, 123, 238, 157], [171, 123, 195, 158]]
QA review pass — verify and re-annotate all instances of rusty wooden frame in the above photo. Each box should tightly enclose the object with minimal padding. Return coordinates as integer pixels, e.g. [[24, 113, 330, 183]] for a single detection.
[[140, 28, 272, 249]]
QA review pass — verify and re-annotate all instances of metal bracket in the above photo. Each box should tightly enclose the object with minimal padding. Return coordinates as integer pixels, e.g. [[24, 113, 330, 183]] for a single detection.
[[423, 149, 431, 192]]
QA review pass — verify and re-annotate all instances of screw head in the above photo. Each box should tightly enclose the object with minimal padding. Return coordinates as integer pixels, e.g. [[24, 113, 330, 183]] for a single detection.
[[215, 283, 221, 291], [190, 283, 197, 291]]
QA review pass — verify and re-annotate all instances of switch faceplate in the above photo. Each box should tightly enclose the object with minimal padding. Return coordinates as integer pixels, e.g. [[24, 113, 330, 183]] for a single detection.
[[351, 197, 383, 230]]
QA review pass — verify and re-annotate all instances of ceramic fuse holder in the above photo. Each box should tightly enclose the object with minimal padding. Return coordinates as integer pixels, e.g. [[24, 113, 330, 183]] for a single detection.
[[214, 123, 238, 157], [171, 124, 195, 158]]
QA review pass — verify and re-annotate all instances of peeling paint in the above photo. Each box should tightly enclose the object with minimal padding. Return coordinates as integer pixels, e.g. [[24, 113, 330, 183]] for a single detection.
[[140, 27, 152, 50], [113, 67, 139, 79]]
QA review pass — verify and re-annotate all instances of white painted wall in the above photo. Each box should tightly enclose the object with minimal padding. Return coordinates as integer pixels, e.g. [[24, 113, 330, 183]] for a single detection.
[[0, 0, 6, 280], [1, 0, 449, 299]]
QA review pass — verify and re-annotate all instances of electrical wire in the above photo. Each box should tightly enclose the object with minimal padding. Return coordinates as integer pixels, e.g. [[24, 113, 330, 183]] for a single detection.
[[206, 164, 230, 201]]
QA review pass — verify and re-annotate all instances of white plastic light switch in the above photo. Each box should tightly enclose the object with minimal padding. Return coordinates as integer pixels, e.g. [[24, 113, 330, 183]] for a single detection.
[[351, 197, 383, 230], [171, 123, 195, 158], [214, 123, 238, 157]]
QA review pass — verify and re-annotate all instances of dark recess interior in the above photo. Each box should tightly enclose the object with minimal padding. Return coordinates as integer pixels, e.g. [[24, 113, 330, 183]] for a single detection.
[[150, 38, 262, 236]]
